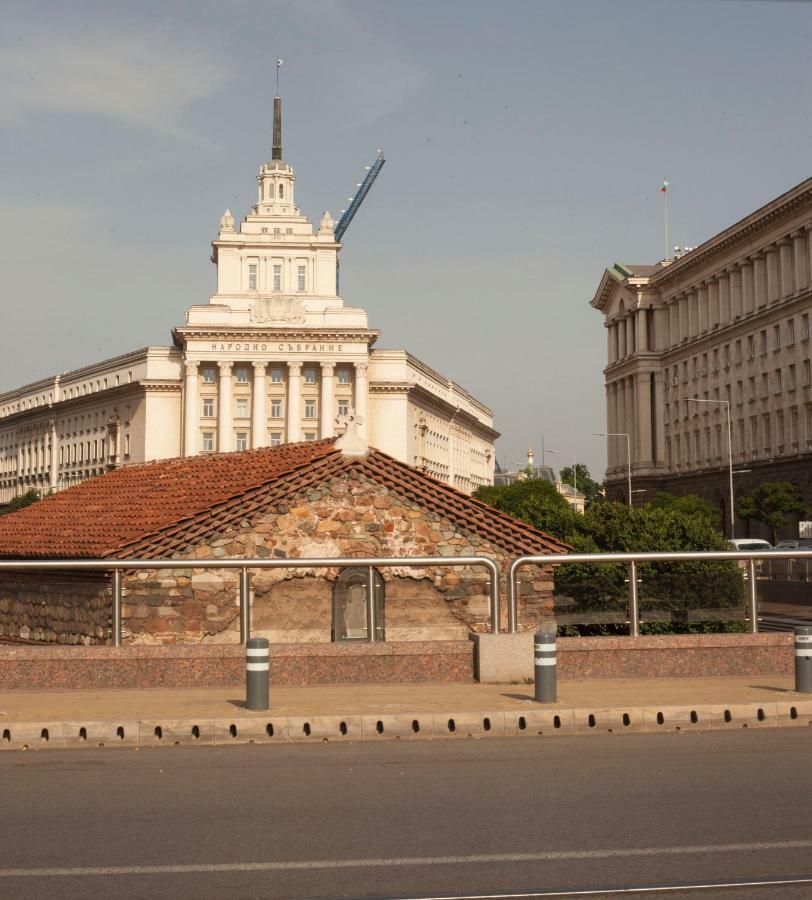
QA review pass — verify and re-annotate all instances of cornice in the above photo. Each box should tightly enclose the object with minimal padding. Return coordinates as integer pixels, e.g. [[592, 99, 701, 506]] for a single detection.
[[173, 326, 379, 345]]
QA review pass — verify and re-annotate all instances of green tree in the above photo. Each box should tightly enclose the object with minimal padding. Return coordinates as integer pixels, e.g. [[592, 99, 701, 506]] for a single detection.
[[474, 478, 579, 540], [648, 491, 722, 530], [737, 482, 808, 543], [558, 463, 604, 505], [2, 489, 40, 515]]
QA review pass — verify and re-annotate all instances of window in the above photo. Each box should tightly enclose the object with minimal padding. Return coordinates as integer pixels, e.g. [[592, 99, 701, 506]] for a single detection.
[[750, 416, 758, 450], [304, 432, 316, 442], [235, 368, 249, 384], [236, 432, 248, 451], [802, 313, 810, 342], [682, 361, 689, 383], [273, 265, 281, 292], [747, 335, 755, 359], [304, 399, 317, 419], [297, 265, 306, 292], [774, 369, 782, 394], [248, 263, 258, 291], [337, 399, 349, 417], [712, 349, 719, 372], [270, 399, 282, 418], [791, 407, 799, 444], [337, 369, 350, 385], [760, 330, 768, 355], [691, 357, 697, 380], [777, 412, 785, 448], [235, 398, 248, 418], [761, 373, 769, 396], [278, 183, 284, 199], [304, 368, 317, 385], [737, 420, 744, 456], [735, 381, 743, 405], [773, 324, 781, 352], [702, 352, 708, 375], [202, 368, 216, 384], [270, 368, 283, 384], [202, 398, 214, 417], [734, 340, 742, 365], [788, 318, 796, 345], [332, 567, 385, 642], [202, 432, 214, 452], [788, 364, 796, 390], [763, 414, 771, 450], [270, 433, 282, 447], [748, 377, 756, 401], [804, 359, 811, 386], [723, 344, 730, 368]]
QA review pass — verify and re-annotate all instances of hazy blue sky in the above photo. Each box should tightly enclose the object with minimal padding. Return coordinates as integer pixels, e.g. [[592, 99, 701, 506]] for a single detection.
[[1, 0, 810, 477]]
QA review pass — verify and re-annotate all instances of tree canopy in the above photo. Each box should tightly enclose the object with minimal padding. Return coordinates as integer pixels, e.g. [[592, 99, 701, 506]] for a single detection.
[[2, 489, 40, 515], [737, 481, 808, 543], [558, 463, 604, 505]]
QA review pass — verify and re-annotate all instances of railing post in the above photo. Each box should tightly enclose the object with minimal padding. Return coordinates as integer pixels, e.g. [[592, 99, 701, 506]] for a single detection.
[[747, 559, 758, 634], [239, 567, 251, 645], [111, 568, 122, 648], [367, 565, 376, 642], [627, 560, 640, 637], [489, 560, 501, 634]]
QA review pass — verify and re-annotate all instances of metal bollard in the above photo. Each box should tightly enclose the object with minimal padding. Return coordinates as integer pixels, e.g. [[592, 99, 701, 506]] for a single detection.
[[534, 628, 557, 703], [795, 626, 812, 694], [245, 637, 270, 711]]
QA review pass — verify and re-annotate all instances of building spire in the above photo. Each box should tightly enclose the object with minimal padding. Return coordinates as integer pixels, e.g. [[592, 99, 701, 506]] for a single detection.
[[272, 60, 283, 161]]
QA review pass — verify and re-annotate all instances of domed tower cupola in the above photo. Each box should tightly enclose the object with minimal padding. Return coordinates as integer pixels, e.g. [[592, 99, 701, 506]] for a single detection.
[[255, 94, 297, 216]]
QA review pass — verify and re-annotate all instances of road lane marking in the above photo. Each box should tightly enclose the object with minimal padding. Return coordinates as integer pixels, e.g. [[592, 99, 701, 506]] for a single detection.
[[1, 839, 811, 878]]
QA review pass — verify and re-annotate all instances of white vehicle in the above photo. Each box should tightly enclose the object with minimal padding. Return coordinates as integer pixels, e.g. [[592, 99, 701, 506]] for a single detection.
[[728, 538, 772, 552]]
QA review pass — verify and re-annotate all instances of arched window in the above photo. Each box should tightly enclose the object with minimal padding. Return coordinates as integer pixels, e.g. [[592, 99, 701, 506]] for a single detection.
[[278, 183, 284, 199], [332, 567, 385, 641]]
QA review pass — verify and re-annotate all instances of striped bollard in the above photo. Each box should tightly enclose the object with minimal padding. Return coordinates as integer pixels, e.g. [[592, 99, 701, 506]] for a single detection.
[[795, 626, 812, 694], [246, 637, 270, 711], [534, 628, 557, 703]]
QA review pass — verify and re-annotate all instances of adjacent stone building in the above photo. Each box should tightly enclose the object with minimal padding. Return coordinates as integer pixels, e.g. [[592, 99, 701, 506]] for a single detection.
[[0, 435, 567, 646], [592, 176, 812, 535]]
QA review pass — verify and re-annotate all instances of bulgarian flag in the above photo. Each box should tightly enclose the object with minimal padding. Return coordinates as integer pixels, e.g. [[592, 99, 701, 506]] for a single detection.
[[661, 179, 669, 193]]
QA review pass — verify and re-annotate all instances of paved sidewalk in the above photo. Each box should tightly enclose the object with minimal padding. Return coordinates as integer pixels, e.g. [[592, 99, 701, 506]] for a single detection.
[[0, 675, 807, 721]]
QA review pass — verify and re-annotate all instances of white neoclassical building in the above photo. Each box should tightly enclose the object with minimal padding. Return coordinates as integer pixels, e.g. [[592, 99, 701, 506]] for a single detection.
[[0, 98, 497, 503]]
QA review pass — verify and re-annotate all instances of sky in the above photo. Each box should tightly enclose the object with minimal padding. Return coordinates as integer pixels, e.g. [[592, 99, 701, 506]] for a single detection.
[[1, 0, 810, 479]]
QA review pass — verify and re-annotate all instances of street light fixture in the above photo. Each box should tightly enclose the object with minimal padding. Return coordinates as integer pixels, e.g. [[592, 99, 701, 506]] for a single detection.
[[594, 432, 632, 507], [547, 448, 577, 495], [686, 398, 738, 539]]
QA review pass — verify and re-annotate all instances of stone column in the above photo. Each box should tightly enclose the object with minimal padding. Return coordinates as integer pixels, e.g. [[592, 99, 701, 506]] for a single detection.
[[791, 230, 808, 292], [251, 362, 267, 448], [697, 284, 708, 333], [626, 376, 636, 462], [320, 362, 335, 439], [49, 419, 58, 491], [637, 306, 648, 352], [740, 259, 753, 316], [217, 361, 233, 452], [354, 363, 369, 441], [717, 272, 730, 324], [688, 289, 698, 338], [636, 373, 652, 464], [625, 315, 635, 355], [765, 244, 780, 305], [729, 266, 742, 319], [779, 238, 794, 298], [752, 253, 767, 309], [607, 325, 615, 364], [707, 278, 719, 329], [287, 362, 302, 442], [654, 373, 666, 466], [678, 294, 688, 340], [183, 360, 200, 456], [807, 226, 812, 292], [618, 318, 627, 357], [668, 300, 678, 347]]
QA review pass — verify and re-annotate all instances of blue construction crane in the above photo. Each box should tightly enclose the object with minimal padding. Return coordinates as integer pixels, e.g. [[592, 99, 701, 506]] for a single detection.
[[334, 151, 385, 293]]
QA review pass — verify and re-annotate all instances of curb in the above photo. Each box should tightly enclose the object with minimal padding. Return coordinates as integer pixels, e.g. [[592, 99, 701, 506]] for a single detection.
[[2, 699, 812, 750]]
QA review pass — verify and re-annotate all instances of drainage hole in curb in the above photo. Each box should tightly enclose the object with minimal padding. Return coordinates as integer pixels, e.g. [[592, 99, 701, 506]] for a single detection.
[[376, 720, 384, 735], [724, 709, 732, 723], [2, 729, 10, 743], [790, 706, 797, 719], [40, 728, 49, 743], [622, 713, 630, 727], [690, 710, 698, 724], [266, 723, 274, 737], [154, 726, 163, 740], [303, 723, 311, 737], [411, 720, 420, 734], [518, 716, 526, 731], [447, 719, 456, 733], [553, 715, 561, 729], [229, 724, 238, 738], [588, 714, 596, 729], [339, 721, 348, 736], [116, 727, 125, 741], [191, 725, 200, 740], [656, 712, 665, 725], [757, 708, 765, 722], [483, 717, 491, 732], [79, 727, 87, 742]]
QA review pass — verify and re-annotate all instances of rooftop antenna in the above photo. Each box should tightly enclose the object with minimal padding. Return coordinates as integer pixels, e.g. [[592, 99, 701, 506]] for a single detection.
[[276, 58, 283, 95], [272, 59, 284, 161], [661, 178, 669, 262]]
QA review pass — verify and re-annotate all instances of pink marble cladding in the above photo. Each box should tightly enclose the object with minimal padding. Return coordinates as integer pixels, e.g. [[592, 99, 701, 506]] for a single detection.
[[0, 640, 474, 689], [557, 633, 794, 679]]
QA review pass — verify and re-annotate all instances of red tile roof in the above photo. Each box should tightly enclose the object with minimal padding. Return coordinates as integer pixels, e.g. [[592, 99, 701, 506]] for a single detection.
[[0, 441, 568, 559]]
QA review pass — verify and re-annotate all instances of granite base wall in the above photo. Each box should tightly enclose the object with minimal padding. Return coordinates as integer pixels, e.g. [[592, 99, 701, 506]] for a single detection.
[[0, 640, 474, 689]]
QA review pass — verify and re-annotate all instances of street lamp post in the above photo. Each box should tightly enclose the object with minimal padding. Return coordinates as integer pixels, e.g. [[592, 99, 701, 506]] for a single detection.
[[548, 449, 577, 495], [594, 432, 632, 506], [686, 398, 736, 539]]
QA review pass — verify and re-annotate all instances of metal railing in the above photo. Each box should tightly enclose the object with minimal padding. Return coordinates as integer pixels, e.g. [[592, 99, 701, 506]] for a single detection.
[[507, 550, 812, 636], [0, 555, 501, 647]]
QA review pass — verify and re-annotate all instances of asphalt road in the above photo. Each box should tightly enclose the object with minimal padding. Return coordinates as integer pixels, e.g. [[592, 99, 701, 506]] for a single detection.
[[1, 730, 811, 899]]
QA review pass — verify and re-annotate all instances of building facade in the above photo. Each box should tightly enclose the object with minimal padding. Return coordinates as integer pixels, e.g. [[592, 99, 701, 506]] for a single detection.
[[0, 99, 497, 503], [592, 176, 812, 535]]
